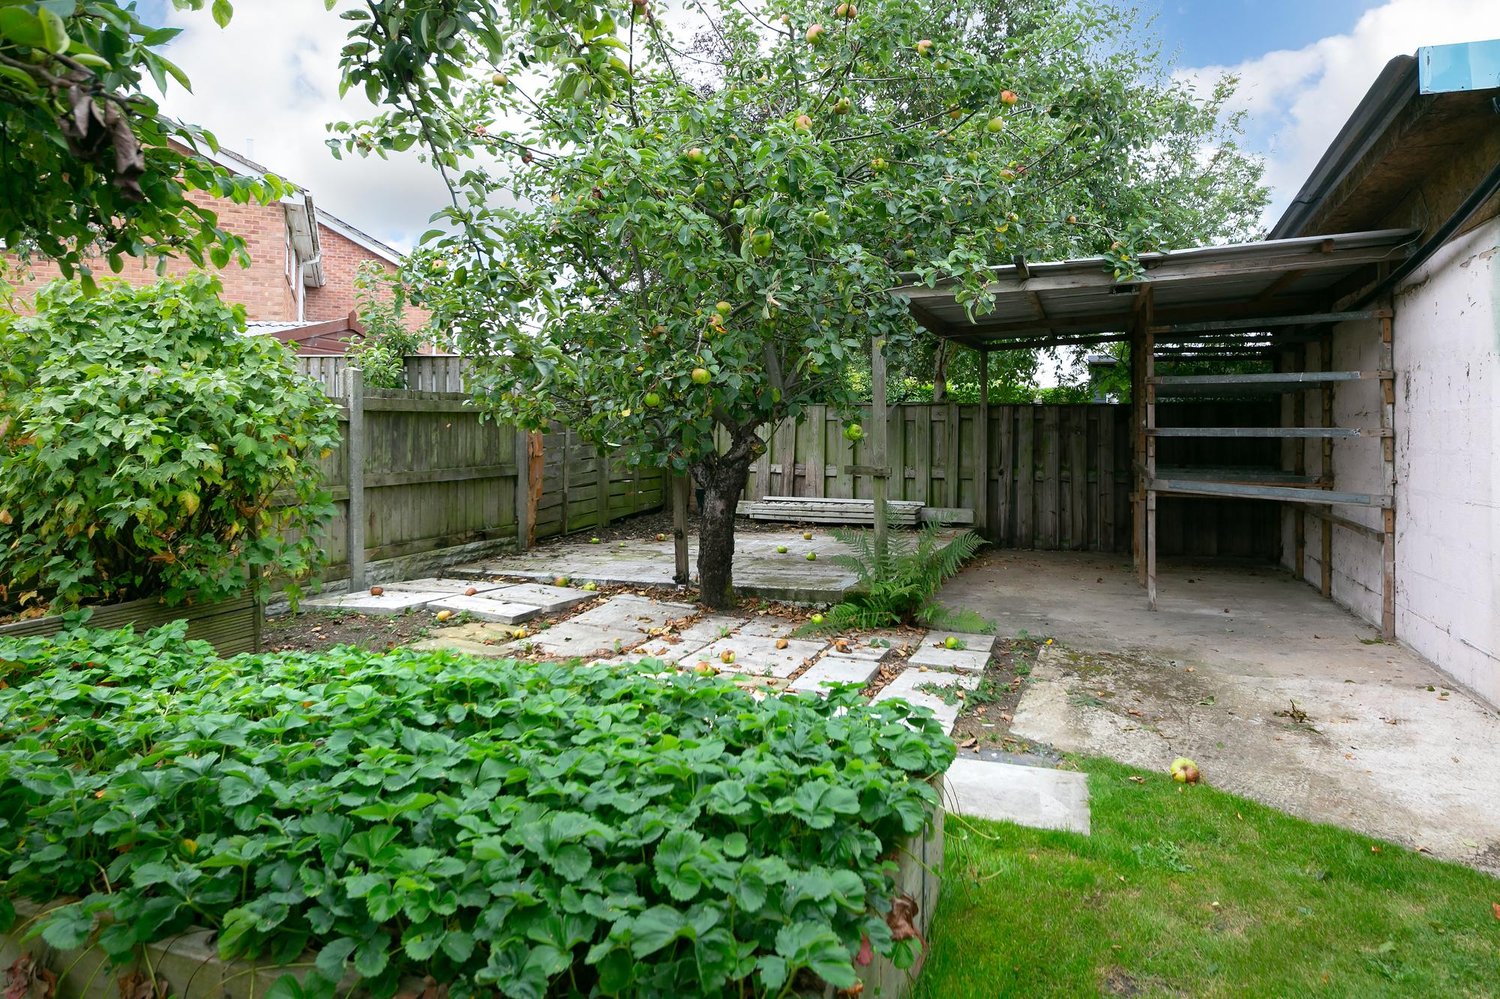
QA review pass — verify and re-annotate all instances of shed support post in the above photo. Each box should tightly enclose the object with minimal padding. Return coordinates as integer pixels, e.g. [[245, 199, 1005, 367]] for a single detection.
[[1319, 335, 1333, 599], [871, 334, 889, 562], [1145, 319, 1158, 610], [976, 348, 991, 539], [1128, 289, 1154, 588], [344, 366, 366, 593]]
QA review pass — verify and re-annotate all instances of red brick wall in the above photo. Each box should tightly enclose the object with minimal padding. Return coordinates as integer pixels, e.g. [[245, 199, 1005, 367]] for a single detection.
[[304, 225, 430, 333], [7, 193, 299, 321]]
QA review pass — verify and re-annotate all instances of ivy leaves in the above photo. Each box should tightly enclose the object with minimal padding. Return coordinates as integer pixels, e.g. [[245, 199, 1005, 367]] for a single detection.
[[0, 622, 955, 997]]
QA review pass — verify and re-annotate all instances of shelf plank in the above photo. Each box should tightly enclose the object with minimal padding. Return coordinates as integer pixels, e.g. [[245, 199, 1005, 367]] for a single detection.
[[1154, 466, 1319, 485], [1151, 370, 1393, 395], [1149, 426, 1370, 439], [1150, 478, 1390, 507]]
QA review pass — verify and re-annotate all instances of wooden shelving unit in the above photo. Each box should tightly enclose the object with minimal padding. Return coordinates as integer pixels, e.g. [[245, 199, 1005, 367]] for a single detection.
[[1141, 321, 1397, 636]]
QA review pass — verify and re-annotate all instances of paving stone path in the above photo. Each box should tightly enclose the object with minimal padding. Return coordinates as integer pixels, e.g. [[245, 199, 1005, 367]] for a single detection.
[[399, 591, 1091, 834]]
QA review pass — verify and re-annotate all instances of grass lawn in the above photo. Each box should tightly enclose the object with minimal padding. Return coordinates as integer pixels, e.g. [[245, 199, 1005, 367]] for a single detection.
[[915, 758, 1499, 998]]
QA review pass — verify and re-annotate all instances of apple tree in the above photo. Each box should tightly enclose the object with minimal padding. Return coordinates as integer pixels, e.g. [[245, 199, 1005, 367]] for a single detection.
[[333, 0, 1265, 607]]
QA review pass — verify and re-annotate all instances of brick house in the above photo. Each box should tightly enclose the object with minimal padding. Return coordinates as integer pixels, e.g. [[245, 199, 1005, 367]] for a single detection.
[[7, 145, 427, 342]]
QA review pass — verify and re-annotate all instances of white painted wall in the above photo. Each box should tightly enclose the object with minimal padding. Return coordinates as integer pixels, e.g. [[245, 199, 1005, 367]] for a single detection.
[[1389, 217, 1500, 706]]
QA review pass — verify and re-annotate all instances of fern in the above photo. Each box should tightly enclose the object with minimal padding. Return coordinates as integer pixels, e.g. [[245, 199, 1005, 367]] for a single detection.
[[800, 511, 994, 634]]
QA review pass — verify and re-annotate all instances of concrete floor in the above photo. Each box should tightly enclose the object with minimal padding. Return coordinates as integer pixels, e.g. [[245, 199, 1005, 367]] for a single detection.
[[940, 550, 1500, 875]]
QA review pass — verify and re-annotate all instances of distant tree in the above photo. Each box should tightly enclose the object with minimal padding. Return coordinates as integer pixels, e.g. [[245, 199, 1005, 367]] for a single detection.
[[333, 0, 1266, 607], [0, 1, 280, 285]]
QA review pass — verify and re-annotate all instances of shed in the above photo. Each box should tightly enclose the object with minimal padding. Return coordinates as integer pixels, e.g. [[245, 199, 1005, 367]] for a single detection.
[[884, 38, 1500, 706]]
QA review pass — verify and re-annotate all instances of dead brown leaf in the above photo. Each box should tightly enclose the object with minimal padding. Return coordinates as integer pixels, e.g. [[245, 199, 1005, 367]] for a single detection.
[[117, 970, 168, 999], [5, 956, 58, 999]]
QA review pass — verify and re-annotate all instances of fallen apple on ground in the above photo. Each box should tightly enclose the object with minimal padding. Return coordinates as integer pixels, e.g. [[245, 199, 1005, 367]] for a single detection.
[[810, 613, 824, 625], [805, 552, 816, 561], [720, 650, 737, 664], [582, 582, 598, 591], [435, 610, 454, 623], [1170, 757, 1201, 784], [776, 545, 788, 553], [802, 531, 814, 540], [369, 586, 384, 596], [464, 587, 478, 596]]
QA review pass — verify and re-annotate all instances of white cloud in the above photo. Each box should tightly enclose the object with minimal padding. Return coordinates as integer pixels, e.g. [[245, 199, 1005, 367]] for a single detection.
[[1178, 0, 1500, 229], [155, 1, 457, 251]]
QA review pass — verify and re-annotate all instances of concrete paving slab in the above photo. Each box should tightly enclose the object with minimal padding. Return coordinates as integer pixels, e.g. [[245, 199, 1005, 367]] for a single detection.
[[382, 577, 506, 595], [520, 622, 639, 658], [907, 643, 990, 674], [874, 668, 980, 733], [408, 635, 515, 658], [303, 590, 438, 614], [677, 636, 826, 678], [923, 630, 998, 654], [943, 757, 1090, 835], [821, 639, 895, 663], [736, 617, 800, 638], [569, 595, 695, 634], [426, 594, 542, 624], [488, 583, 593, 614], [789, 657, 880, 694]]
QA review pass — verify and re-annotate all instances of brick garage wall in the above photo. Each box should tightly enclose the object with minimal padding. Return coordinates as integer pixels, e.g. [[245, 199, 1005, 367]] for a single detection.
[[6, 194, 299, 321], [303, 225, 430, 334]]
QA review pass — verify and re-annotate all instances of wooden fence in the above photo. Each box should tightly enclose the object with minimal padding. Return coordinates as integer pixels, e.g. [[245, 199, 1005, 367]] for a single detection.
[[739, 402, 1278, 557], [296, 373, 662, 584], [294, 355, 468, 395]]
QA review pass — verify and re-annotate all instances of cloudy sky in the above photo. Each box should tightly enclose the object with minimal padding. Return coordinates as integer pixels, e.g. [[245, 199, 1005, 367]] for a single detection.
[[136, 0, 1500, 251]]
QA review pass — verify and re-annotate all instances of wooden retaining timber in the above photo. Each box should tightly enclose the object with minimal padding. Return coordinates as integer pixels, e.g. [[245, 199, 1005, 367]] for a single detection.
[[0, 592, 262, 656], [737, 496, 925, 525]]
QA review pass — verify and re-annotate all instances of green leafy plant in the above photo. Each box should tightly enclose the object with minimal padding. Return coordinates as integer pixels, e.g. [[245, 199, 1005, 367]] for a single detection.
[[0, 622, 954, 998], [344, 262, 431, 390], [0, 276, 340, 612], [802, 519, 991, 634]]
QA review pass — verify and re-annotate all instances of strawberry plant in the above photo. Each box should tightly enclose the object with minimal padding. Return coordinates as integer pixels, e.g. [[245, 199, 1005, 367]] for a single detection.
[[0, 623, 954, 998], [0, 276, 340, 613]]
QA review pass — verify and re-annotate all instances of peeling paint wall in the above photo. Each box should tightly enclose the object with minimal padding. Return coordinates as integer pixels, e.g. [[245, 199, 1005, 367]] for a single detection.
[[1275, 217, 1500, 706], [1392, 218, 1500, 705]]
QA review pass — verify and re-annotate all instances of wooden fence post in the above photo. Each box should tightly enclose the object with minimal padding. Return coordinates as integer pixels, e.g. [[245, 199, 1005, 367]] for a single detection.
[[344, 366, 366, 593], [597, 447, 612, 531], [514, 428, 530, 552]]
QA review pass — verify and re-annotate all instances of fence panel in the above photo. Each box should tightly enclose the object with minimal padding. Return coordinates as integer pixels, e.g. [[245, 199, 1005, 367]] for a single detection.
[[738, 402, 1277, 556]]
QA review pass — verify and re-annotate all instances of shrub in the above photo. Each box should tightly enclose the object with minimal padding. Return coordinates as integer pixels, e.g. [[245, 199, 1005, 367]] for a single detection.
[[0, 276, 340, 612], [344, 262, 430, 390], [803, 518, 991, 634], [0, 624, 955, 998]]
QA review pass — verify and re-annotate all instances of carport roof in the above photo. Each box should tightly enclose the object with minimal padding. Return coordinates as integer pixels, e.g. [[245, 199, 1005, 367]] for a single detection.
[[893, 228, 1418, 349]]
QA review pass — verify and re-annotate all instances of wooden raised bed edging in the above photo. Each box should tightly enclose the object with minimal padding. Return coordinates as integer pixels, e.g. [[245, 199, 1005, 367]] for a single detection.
[[0, 593, 261, 657], [1, 809, 942, 999]]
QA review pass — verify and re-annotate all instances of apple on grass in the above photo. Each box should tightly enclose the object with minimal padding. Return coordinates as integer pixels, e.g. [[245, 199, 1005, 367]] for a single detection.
[[809, 613, 824, 625]]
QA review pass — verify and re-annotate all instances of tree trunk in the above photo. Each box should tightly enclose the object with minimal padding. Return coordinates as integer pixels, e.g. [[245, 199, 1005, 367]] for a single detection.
[[931, 340, 950, 403], [691, 451, 754, 609]]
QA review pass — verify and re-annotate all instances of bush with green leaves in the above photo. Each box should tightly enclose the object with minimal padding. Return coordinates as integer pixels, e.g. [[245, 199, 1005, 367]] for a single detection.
[[805, 520, 991, 634], [0, 276, 340, 612], [0, 624, 954, 998]]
